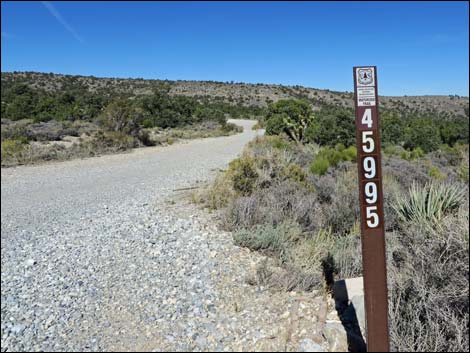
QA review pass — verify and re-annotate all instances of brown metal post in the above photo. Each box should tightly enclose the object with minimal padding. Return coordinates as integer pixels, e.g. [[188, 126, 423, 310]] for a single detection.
[[353, 66, 390, 352]]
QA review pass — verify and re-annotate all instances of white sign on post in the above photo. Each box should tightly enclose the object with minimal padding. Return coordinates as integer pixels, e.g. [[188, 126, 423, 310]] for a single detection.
[[356, 67, 376, 107]]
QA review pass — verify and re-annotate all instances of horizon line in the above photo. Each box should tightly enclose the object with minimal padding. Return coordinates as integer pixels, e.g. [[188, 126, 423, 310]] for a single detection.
[[1, 70, 468, 98]]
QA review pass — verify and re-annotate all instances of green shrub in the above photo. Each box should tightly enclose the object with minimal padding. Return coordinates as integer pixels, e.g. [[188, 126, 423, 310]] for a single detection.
[[251, 121, 263, 130], [98, 98, 142, 135], [200, 172, 235, 210], [283, 163, 307, 184], [264, 99, 315, 143], [401, 147, 425, 160], [334, 143, 346, 152], [142, 118, 154, 128], [309, 146, 357, 175], [233, 221, 302, 261], [342, 145, 357, 161], [458, 162, 469, 182], [136, 130, 155, 146], [310, 156, 330, 175], [318, 147, 343, 167], [304, 106, 356, 147], [265, 114, 286, 136], [266, 135, 292, 150], [404, 119, 441, 152], [1, 139, 27, 161], [289, 228, 333, 274], [88, 131, 137, 152], [427, 166, 446, 180], [228, 155, 259, 195], [383, 144, 403, 157], [394, 182, 465, 223], [221, 122, 242, 133]]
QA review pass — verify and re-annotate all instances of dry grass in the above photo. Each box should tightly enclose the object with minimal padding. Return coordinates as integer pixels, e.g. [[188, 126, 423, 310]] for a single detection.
[[149, 121, 242, 145], [199, 135, 469, 352], [388, 203, 469, 352], [1, 131, 136, 167]]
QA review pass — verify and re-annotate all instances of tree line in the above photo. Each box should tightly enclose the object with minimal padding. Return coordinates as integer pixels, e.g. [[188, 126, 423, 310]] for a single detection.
[[264, 99, 469, 152], [0, 81, 266, 130]]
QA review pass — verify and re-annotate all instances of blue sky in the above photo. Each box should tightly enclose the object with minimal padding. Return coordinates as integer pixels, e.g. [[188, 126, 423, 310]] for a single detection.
[[1, 1, 469, 96]]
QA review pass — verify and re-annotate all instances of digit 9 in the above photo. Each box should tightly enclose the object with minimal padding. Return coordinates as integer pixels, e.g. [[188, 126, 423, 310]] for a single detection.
[[363, 156, 376, 179]]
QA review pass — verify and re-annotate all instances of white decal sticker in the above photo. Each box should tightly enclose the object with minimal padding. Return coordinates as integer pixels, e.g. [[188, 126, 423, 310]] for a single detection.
[[356, 67, 376, 106]]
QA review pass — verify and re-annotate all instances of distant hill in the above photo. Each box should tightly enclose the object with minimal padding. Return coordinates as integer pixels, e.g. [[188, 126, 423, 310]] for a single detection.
[[1, 71, 469, 117]]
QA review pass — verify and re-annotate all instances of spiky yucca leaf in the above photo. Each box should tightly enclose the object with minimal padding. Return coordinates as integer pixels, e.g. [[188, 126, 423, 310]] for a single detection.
[[394, 181, 465, 223]]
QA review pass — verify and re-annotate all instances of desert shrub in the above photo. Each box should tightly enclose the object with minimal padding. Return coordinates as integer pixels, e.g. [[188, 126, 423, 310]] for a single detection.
[[427, 165, 446, 180], [400, 147, 425, 160], [193, 106, 225, 124], [1, 119, 31, 141], [458, 162, 469, 182], [328, 230, 363, 279], [136, 130, 155, 146], [1, 143, 66, 166], [24, 120, 75, 141], [311, 174, 335, 203], [316, 147, 343, 167], [224, 180, 324, 232], [439, 115, 470, 146], [142, 118, 154, 129], [251, 121, 263, 130], [1, 139, 28, 163], [264, 99, 315, 143], [342, 145, 357, 161], [233, 221, 302, 261], [310, 156, 330, 175], [221, 122, 243, 134], [429, 143, 468, 168], [265, 114, 286, 136], [309, 146, 357, 175], [304, 105, 356, 147], [382, 156, 432, 189], [201, 172, 235, 210], [289, 228, 333, 274], [227, 155, 259, 195], [388, 208, 469, 352], [394, 182, 465, 223], [321, 168, 360, 234], [403, 119, 441, 152], [283, 163, 308, 185], [383, 144, 404, 157], [98, 98, 143, 135], [239, 226, 330, 292], [381, 112, 405, 145], [247, 257, 322, 292], [382, 173, 404, 231], [436, 144, 469, 183], [71, 120, 100, 136], [264, 135, 292, 150], [0, 138, 133, 167]]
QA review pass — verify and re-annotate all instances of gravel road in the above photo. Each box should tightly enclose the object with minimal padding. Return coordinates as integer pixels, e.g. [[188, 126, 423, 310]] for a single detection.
[[1, 120, 339, 352]]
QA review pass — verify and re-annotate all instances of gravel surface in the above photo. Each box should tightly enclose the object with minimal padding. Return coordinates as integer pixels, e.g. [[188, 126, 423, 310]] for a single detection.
[[1, 120, 341, 352]]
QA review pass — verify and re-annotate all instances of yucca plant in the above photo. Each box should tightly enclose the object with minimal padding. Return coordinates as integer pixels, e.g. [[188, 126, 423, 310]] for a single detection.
[[394, 181, 465, 223]]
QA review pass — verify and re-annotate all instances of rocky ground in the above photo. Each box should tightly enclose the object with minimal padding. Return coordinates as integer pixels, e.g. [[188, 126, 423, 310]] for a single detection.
[[1, 120, 351, 352]]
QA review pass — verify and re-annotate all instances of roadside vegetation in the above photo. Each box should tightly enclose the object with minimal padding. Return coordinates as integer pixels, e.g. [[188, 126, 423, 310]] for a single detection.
[[2, 71, 468, 167], [1, 78, 250, 167], [196, 98, 469, 352]]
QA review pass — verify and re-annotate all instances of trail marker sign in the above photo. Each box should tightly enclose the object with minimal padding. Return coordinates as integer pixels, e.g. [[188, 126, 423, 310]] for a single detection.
[[353, 66, 390, 352]]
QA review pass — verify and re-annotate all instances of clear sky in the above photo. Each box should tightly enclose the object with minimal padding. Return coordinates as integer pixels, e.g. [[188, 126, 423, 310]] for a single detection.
[[1, 1, 469, 96]]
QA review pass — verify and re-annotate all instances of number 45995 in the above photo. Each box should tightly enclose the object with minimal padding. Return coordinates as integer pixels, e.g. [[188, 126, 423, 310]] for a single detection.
[[361, 108, 380, 229]]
